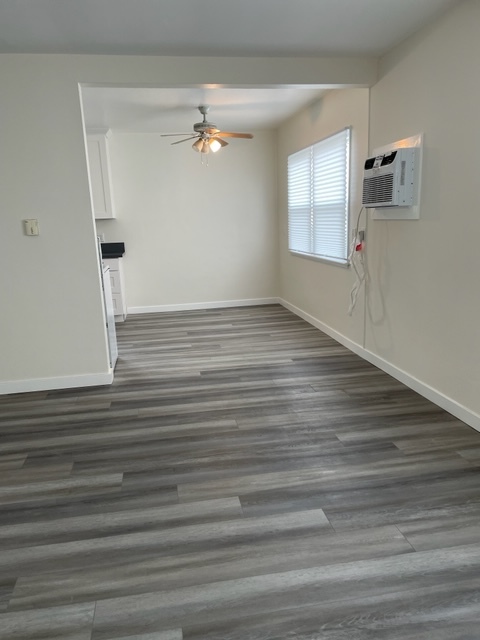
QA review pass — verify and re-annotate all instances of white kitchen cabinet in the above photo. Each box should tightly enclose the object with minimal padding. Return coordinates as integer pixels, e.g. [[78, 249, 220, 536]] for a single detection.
[[87, 131, 116, 219], [101, 264, 118, 368], [102, 258, 127, 321]]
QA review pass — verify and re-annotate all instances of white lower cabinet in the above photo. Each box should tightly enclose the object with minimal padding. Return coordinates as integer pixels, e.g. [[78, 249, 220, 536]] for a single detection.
[[102, 258, 127, 321]]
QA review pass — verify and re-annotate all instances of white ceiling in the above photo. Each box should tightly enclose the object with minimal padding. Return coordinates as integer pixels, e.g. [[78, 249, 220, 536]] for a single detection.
[[80, 86, 329, 133], [1, 0, 459, 132], [0, 0, 458, 57]]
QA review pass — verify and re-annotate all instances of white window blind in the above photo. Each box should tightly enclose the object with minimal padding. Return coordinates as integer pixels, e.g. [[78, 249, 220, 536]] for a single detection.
[[288, 128, 350, 264]]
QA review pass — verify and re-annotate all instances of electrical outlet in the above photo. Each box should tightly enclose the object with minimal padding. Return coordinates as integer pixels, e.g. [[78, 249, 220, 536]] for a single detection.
[[358, 229, 365, 242]]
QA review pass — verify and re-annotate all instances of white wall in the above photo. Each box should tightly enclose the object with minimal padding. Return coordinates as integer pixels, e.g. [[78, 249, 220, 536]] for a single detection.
[[367, 0, 480, 420], [0, 53, 376, 392], [96, 131, 278, 310], [277, 89, 370, 346], [0, 56, 110, 391], [278, 0, 480, 428]]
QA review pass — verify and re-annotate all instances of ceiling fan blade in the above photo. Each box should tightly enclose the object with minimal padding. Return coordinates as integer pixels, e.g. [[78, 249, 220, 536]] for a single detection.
[[215, 132, 254, 139], [171, 136, 200, 145], [211, 137, 229, 148], [160, 133, 196, 137]]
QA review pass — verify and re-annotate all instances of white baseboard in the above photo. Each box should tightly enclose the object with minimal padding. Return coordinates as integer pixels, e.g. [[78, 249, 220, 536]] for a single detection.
[[280, 298, 480, 434], [128, 297, 280, 315], [0, 371, 114, 396]]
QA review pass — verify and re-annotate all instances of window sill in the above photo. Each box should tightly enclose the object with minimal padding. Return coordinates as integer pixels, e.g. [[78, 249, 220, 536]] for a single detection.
[[289, 250, 350, 268]]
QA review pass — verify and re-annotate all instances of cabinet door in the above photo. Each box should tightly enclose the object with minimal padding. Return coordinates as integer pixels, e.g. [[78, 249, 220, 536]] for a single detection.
[[111, 293, 123, 315], [102, 258, 126, 319], [109, 270, 121, 294], [87, 135, 115, 219]]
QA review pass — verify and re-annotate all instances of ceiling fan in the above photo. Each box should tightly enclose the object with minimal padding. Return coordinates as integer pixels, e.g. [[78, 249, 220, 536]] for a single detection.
[[160, 105, 253, 154]]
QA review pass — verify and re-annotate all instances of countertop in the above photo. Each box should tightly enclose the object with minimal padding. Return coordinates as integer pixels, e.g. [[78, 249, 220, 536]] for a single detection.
[[101, 242, 125, 259]]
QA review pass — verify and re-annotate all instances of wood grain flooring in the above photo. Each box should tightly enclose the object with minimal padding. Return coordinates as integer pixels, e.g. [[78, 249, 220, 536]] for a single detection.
[[1, 304, 480, 639]]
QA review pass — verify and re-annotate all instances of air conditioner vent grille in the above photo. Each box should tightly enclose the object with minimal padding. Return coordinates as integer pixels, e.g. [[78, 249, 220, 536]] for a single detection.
[[361, 147, 417, 208], [362, 174, 394, 206]]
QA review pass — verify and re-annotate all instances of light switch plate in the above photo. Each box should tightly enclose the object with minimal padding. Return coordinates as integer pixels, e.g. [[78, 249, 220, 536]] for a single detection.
[[24, 219, 39, 236]]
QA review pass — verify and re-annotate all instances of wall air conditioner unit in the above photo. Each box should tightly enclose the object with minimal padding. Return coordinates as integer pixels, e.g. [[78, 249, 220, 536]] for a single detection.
[[362, 148, 417, 208]]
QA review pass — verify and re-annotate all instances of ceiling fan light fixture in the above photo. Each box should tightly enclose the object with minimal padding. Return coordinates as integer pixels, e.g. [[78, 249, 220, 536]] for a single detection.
[[193, 138, 210, 154], [166, 106, 253, 156], [192, 139, 203, 152], [209, 138, 222, 153]]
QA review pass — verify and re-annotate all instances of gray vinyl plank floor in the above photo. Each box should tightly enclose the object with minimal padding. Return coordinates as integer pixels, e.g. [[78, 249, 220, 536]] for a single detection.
[[1, 304, 480, 639]]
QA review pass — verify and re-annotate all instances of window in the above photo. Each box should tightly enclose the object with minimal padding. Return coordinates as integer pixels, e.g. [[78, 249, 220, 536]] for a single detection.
[[288, 127, 350, 264]]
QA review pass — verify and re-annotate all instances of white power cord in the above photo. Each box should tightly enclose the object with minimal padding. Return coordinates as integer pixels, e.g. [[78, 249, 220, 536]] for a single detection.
[[348, 208, 366, 316]]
